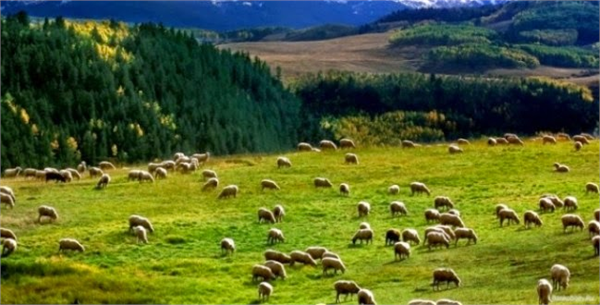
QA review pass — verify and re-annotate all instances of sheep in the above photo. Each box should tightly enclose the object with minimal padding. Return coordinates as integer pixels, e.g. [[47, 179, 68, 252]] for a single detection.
[[402, 140, 416, 148], [258, 208, 276, 224], [128, 215, 154, 233], [322, 257, 346, 275], [322, 251, 341, 260], [344, 153, 359, 165], [35, 170, 46, 181], [457, 138, 470, 145], [297, 142, 313, 151], [1, 193, 15, 209], [252, 264, 276, 282], [553, 163, 569, 173], [352, 228, 374, 245], [581, 132, 595, 140], [541, 195, 564, 208], [537, 279, 552, 305], [2, 238, 17, 257], [542, 135, 557, 145], [314, 177, 333, 188], [388, 185, 400, 195], [507, 136, 524, 145], [357, 289, 377, 305], [439, 213, 465, 228], [320, 140, 338, 150], [38, 205, 59, 223], [434, 225, 456, 240], [426, 232, 450, 250], [550, 264, 570, 291], [147, 163, 161, 173], [394, 241, 411, 260], [389, 201, 407, 217], [573, 135, 589, 145], [95, 173, 110, 189], [333, 280, 361, 303], [98, 161, 116, 170], [175, 156, 191, 166], [192, 152, 210, 164], [561, 214, 584, 232], [173, 152, 185, 160], [77, 161, 87, 173], [58, 238, 85, 252], [359, 222, 370, 230], [23, 168, 37, 179], [160, 160, 176, 171], [220, 238, 235, 255], [178, 162, 197, 174], [595, 209, 600, 222], [202, 178, 219, 191], [305, 246, 328, 260], [357, 201, 370, 217], [434, 196, 454, 211], [340, 138, 356, 149], [0, 186, 15, 202], [495, 137, 509, 145], [524, 211, 543, 228], [402, 229, 421, 245], [340, 183, 350, 196], [432, 268, 461, 290], [487, 138, 497, 146], [60, 170, 73, 182], [593, 235, 600, 256], [289, 250, 317, 267], [261, 179, 280, 191], [46, 172, 67, 183], [453, 228, 477, 246], [385, 229, 401, 246], [498, 208, 520, 227], [586, 182, 599, 194], [448, 145, 463, 154], [202, 170, 218, 180], [3, 167, 22, 178], [436, 299, 462, 305], [539, 198, 556, 213], [264, 260, 287, 279], [89, 167, 103, 178], [587, 221, 599, 237], [273, 205, 285, 223], [557, 133, 570, 140], [562, 196, 578, 211], [0, 228, 17, 241], [410, 182, 431, 196], [408, 300, 436, 305], [65, 168, 81, 180], [258, 281, 273, 301], [133, 225, 148, 244], [448, 209, 461, 217], [218, 185, 239, 199], [137, 171, 154, 183], [264, 249, 291, 264], [574, 141, 583, 151], [267, 228, 284, 244], [277, 157, 292, 168], [425, 209, 440, 223], [154, 167, 167, 179], [44, 167, 60, 174]]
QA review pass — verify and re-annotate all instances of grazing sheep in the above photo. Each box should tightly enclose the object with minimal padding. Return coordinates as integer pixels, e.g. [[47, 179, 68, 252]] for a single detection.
[[357, 202, 370, 217], [453, 228, 477, 246], [340, 138, 356, 149], [457, 138, 470, 145], [322, 251, 341, 260], [434, 196, 454, 211], [542, 135, 557, 145], [507, 136, 524, 145], [593, 235, 600, 256], [252, 264, 276, 282], [388, 185, 400, 195], [359, 222, 370, 230], [390, 201, 407, 217], [202, 178, 219, 191], [138, 171, 154, 183], [499, 208, 520, 227], [46, 172, 67, 183], [64, 168, 81, 180], [59, 170, 73, 182], [595, 209, 600, 222], [385, 229, 401, 246], [96, 173, 110, 189], [23, 168, 37, 179], [161, 160, 176, 171], [133, 225, 148, 244], [77, 161, 87, 173], [561, 214, 584, 232], [289, 250, 317, 267], [550, 264, 570, 291], [4, 167, 22, 178], [322, 257, 346, 275], [314, 177, 333, 188], [320, 140, 338, 150], [2, 238, 17, 257], [340, 183, 350, 196], [175, 156, 191, 166], [38, 205, 59, 223], [487, 138, 497, 146], [539, 198, 556, 213], [436, 299, 462, 305], [218, 185, 239, 199], [587, 221, 599, 237], [426, 232, 450, 250], [305, 246, 328, 260], [586, 182, 599, 194], [220, 238, 235, 255], [1, 193, 15, 209], [89, 167, 103, 178], [98, 161, 116, 170], [537, 279, 552, 305], [524, 211, 543, 228], [58, 238, 85, 252], [432, 268, 461, 290], [439, 213, 465, 228], [562, 196, 578, 211], [264, 260, 287, 279], [35, 170, 46, 181], [258, 281, 273, 301], [258, 208, 276, 224], [264, 249, 291, 264], [273, 205, 285, 223], [408, 300, 436, 305], [178, 162, 197, 174], [425, 209, 440, 223], [297, 142, 313, 151], [154, 167, 167, 179], [202, 170, 218, 180], [541, 195, 564, 208], [448, 209, 460, 217], [410, 182, 431, 196], [357, 289, 377, 305], [44, 167, 59, 174], [128, 215, 154, 233], [267, 228, 285, 244], [573, 135, 589, 145], [434, 225, 456, 240], [173, 152, 185, 160], [277, 157, 292, 168], [192, 152, 210, 164], [352, 228, 374, 245], [345, 153, 359, 165], [553, 163, 569, 173], [581, 133, 595, 140], [495, 138, 509, 145], [394, 241, 411, 260], [402, 229, 421, 245], [334, 280, 361, 303], [261, 179, 280, 191], [557, 133, 570, 140], [147, 163, 161, 173], [0, 186, 15, 201], [448, 145, 463, 154], [0, 228, 17, 241], [402, 140, 416, 148]]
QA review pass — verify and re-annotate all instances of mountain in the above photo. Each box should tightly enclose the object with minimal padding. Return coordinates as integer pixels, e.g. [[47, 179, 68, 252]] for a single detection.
[[0, 0, 498, 32]]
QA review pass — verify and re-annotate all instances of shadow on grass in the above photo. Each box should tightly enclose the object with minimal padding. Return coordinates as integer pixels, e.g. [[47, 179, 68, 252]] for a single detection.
[[346, 243, 371, 249]]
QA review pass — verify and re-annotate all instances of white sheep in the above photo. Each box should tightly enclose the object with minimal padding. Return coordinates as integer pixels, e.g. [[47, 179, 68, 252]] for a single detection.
[[289, 250, 317, 266], [154, 167, 167, 179], [96, 173, 111, 189], [340, 138, 356, 149], [23, 168, 37, 179], [574, 141, 583, 151], [426, 232, 450, 250], [432, 268, 461, 290], [333, 280, 361, 303], [59, 170, 73, 182], [1, 193, 15, 209], [58, 238, 85, 252], [128, 215, 154, 233], [305, 246, 328, 260], [220, 238, 235, 255], [192, 152, 210, 164], [402, 140, 416, 148], [314, 177, 333, 188], [322, 257, 346, 275], [352, 228, 374, 245], [588, 221, 600, 237], [410, 182, 431, 196], [539, 198, 556, 213], [434, 225, 456, 240], [436, 299, 462, 305], [273, 205, 285, 223], [65, 168, 81, 180], [173, 152, 185, 160], [507, 135, 524, 145], [561, 214, 584, 232], [3, 167, 22, 178], [147, 163, 161, 173], [252, 264, 276, 282], [495, 137, 509, 145], [402, 228, 421, 245], [202, 178, 219, 191], [457, 138, 470, 145], [524, 210, 543, 228], [553, 162, 569, 173], [542, 135, 557, 145], [320, 140, 338, 150], [541, 195, 564, 208], [264, 249, 291, 264], [277, 157, 292, 168], [388, 185, 400, 195], [77, 161, 87, 173], [98, 161, 116, 170], [264, 260, 287, 279], [202, 170, 218, 180], [390, 201, 408, 217], [448, 145, 463, 154], [357, 289, 377, 305], [550, 264, 570, 291], [448, 209, 460, 217], [487, 138, 497, 146], [498, 208, 520, 227], [434, 196, 454, 211], [297, 142, 313, 151], [0, 186, 15, 202], [537, 278, 552, 305], [408, 300, 436, 305], [218, 185, 239, 199], [133, 225, 148, 244], [425, 209, 440, 223], [258, 208, 276, 224], [340, 183, 350, 196], [357, 201, 370, 217], [267, 228, 284, 244], [258, 281, 273, 301], [394, 241, 411, 260], [261, 179, 280, 191], [345, 153, 359, 165], [38, 205, 59, 223], [2, 238, 17, 257], [453, 228, 477, 246], [128, 170, 142, 181], [385, 229, 401, 246], [322, 251, 341, 260], [439, 213, 465, 228], [160, 160, 176, 171], [138, 171, 154, 183], [0, 228, 17, 241], [562, 196, 578, 211], [586, 182, 599, 194], [573, 135, 589, 145]]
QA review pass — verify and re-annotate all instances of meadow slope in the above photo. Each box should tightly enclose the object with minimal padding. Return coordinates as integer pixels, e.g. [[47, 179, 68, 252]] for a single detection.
[[1, 139, 599, 304]]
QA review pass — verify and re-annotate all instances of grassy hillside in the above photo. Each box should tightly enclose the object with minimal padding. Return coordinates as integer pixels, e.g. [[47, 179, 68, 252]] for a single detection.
[[1, 139, 599, 304]]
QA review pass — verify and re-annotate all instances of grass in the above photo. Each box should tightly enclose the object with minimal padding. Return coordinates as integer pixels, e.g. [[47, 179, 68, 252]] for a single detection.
[[1, 138, 599, 304]]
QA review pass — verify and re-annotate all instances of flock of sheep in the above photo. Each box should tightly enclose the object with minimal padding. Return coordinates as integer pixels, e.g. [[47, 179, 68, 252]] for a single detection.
[[1, 132, 598, 304]]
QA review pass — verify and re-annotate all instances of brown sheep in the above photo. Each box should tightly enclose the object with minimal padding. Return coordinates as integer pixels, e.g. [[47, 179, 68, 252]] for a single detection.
[[264, 249, 291, 264], [339, 183, 350, 196], [252, 264, 276, 282], [297, 142, 313, 151], [586, 182, 599, 194], [425, 209, 440, 223], [289, 250, 317, 267], [258, 208, 276, 224], [333, 280, 361, 303], [524, 211, 543, 228], [390, 201, 407, 217], [561, 214, 584, 232], [345, 153, 359, 165], [432, 268, 461, 290], [434, 196, 454, 211], [273, 205, 285, 223], [340, 138, 356, 149], [314, 177, 333, 188], [439, 213, 465, 228], [410, 182, 431, 196], [320, 140, 338, 150], [498, 208, 520, 227], [542, 135, 557, 145], [385, 229, 401, 246]]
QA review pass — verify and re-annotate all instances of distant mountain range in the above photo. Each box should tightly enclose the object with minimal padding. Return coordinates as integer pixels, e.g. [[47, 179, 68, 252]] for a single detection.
[[0, 0, 500, 31]]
